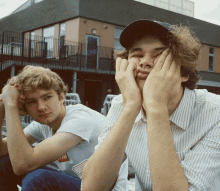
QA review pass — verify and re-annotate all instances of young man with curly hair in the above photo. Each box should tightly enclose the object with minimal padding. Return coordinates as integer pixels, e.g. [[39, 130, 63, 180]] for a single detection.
[[0, 66, 107, 191], [82, 20, 220, 190]]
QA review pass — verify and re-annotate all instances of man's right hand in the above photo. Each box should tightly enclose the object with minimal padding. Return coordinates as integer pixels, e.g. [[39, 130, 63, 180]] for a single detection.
[[0, 84, 27, 116], [115, 57, 142, 113]]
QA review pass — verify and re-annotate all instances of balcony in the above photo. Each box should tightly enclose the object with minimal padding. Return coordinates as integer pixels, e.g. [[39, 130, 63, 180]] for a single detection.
[[0, 31, 115, 74]]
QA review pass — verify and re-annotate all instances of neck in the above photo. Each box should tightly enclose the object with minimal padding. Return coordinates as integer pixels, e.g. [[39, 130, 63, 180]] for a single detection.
[[49, 105, 66, 133], [167, 86, 184, 115]]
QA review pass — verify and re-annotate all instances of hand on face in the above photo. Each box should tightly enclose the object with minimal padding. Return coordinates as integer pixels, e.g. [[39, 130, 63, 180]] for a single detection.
[[0, 84, 27, 116], [142, 48, 182, 111], [115, 57, 142, 112]]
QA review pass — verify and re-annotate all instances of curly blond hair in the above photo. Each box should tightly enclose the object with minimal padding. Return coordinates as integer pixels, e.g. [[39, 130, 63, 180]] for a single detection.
[[7, 65, 68, 95], [115, 25, 202, 90]]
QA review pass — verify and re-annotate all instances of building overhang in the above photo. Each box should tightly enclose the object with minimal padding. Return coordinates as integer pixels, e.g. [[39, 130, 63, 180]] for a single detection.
[[197, 80, 220, 87]]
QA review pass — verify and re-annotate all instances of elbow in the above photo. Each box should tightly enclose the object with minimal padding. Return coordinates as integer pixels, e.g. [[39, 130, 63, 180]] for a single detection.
[[81, 163, 101, 191], [12, 162, 29, 176], [81, 163, 91, 191]]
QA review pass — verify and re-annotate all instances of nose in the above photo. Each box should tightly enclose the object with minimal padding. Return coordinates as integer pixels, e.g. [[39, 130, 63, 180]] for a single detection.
[[139, 54, 154, 69], [38, 100, 46, 112]]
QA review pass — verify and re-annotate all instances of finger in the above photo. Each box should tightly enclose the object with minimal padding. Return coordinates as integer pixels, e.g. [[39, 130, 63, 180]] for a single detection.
[[169, 59, 178, 74], [116, 57, 122, 72], [162, 52, 174, 72], [126, 61, 137, 79], [120, 59, 129, 72], [154, 48, 170, 71], [176, 63, 181, 75]]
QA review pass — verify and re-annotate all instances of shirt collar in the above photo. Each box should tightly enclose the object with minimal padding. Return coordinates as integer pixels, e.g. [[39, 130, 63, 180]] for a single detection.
[[135, 107, 147, 122], [135, 88, 195, 130], [169, 88, 195, 130]]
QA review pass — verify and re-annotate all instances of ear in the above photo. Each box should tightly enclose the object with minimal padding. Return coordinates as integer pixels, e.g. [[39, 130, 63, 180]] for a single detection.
[[59, 93, 65, 104], [181, 76, 189, 82]]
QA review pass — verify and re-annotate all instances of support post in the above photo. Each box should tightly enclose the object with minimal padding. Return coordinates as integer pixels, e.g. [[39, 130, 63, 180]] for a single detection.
[[72, 71, 77, 93]]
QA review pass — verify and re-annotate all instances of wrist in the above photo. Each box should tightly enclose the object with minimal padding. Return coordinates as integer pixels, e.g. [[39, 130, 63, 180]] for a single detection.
[[123, 103, 141, 116], [0, 102, 5, 113], [143, 102, 168, 115], [5, 102, 19, 110]]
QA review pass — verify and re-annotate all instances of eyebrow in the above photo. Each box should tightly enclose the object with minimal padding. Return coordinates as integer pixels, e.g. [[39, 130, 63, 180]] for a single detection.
[[26, 92, 53, 101], [129, 46, 167, 54]]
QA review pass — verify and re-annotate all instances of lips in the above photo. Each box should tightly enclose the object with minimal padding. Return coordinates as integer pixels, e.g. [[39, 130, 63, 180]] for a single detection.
[[39, 113, 51, 117], [136, 69, 150, 79]]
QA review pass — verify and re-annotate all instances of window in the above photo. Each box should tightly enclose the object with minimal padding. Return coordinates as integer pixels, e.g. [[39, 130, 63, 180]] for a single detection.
[[209, 47, 215, 72], [156, 1, 168, 9], [114, 27, 124, 50], [30, 31, 35, 57], [59, 23, 67, 58], [86, 35, 100, 69], [170, 4, 177, 12], [43, 26, 55, 58]]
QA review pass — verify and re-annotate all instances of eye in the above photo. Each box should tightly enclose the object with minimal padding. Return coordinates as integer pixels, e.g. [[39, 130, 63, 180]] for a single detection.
[[44, 96, 52, 101], [26, 100, 36, 105], [154, 52, 162, 58], [132, 54, 143, 58]]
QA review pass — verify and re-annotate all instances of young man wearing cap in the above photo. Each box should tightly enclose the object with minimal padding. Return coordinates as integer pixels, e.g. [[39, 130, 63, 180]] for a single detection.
[[82, 20, 220, 191], [0, 65, 107, 191]]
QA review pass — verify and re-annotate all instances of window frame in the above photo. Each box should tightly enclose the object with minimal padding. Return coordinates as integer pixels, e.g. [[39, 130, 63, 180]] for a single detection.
[[208, 46, 215, 72]]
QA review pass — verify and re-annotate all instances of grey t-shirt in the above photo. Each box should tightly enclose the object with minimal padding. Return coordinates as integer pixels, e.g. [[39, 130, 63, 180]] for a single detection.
[[24, 104, 107, 177]]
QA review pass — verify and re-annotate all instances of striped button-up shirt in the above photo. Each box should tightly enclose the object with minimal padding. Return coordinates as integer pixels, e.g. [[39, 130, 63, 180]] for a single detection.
[[97, 88, 220, 191]]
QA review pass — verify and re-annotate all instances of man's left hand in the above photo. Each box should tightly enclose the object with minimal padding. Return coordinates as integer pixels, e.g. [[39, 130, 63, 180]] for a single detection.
[[142, 49, 182, 112]]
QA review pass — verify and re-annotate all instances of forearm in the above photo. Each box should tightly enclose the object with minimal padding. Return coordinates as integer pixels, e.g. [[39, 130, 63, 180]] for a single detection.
[[5, 104, 34, 175], [82, 106, 138, 191], [0, 102, 8, 157], [147, 106, 188, 191]]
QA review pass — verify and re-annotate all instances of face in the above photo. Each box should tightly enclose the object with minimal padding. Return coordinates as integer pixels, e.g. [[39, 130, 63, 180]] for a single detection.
[[24, 89, 66, 127], [128, 36, 167, 92]]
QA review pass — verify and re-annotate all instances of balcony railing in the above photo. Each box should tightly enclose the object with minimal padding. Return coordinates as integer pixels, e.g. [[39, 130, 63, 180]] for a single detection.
[[0, 31, 116, 73]]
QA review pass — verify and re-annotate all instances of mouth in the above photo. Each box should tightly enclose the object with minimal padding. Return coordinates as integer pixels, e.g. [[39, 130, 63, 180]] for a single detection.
[[136, 69, 150, 79], [39, 113, 51, 117]]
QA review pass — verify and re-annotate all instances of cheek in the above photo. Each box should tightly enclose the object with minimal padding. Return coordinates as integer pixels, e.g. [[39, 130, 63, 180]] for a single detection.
[[154, 56, 160, 65], [128, 57, 140, 64]]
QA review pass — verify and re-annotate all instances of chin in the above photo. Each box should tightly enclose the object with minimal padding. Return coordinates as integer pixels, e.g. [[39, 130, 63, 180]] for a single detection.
[[136, 77, 146, 92]]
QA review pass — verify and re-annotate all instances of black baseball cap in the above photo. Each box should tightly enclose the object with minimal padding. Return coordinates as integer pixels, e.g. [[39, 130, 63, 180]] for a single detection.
[[119, 19, 174, 49]]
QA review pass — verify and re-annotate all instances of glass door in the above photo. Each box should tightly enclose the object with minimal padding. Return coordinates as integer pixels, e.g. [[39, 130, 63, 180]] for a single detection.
[[86, 35, 100, 69]]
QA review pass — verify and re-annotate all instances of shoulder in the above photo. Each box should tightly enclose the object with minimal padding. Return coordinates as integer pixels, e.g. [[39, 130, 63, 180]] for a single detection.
[[194, 89, 220, 108], [64, 104, 107, 123], [111, 94, 123, 108]]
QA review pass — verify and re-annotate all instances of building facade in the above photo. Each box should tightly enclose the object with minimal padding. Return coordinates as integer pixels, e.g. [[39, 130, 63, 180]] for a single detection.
[[135, 0, 194, 17], [0, 0, 220, 112]]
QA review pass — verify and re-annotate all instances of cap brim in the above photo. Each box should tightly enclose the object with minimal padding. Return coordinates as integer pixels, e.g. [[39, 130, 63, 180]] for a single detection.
[[119, 20, 171, 49]]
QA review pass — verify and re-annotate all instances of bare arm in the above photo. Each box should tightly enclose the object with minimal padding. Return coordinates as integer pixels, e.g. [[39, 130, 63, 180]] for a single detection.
[[82, 106, 138, 191], [0, 101, 7, 157], [2, 85, 83, 176], [143, 49, 189, 190], [82, 57, 142, 191]]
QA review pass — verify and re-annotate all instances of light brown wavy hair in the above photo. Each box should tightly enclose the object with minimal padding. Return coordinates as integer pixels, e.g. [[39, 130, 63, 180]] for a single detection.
[[115, 25, 202, 90], [7, 65, 68, 96]]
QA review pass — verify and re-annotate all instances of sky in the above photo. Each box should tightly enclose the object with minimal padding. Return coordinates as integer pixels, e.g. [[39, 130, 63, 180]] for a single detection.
[[0, 0, 220, 26]]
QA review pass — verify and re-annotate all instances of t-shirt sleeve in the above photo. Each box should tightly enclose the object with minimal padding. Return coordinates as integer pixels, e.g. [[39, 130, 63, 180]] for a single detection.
[[57, 109, 99, 142], [23, 121, 45, 141], [181, 123, 220, 190]]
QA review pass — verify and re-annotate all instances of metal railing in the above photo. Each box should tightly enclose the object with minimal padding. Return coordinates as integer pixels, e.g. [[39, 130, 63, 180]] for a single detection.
[[0, 31, 116, 73]]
